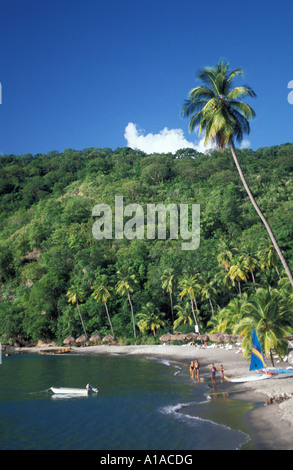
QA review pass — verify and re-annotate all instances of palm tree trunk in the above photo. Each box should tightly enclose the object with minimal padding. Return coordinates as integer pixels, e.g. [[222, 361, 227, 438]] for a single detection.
[[76, 299, 88, 339], [270, 348, 275, 367], [238, 280, 242, 299], [209, 298, 214, 318], [127, 289, 136, 338], [190, 296, 200, 333], [230, 140, 293, 289], [104, 302, 115, 338], [169, 291, 174, 324]]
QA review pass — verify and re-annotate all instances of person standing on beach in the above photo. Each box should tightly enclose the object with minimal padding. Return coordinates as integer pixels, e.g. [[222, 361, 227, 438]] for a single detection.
[[189, 361, 195, 380], [210, 364, 216, 385], [194, 360, 200, 382]]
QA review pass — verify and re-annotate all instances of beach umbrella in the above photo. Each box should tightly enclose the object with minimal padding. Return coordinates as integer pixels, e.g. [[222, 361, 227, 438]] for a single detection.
[[102, 334, 115, 343], [89, 333, 102, 343], [208, 333, 225, 343], [170, 333, 188, 341], [185, 332, 199, 342], [63, 336, 75, 345], [160, 333, 173, 342], [198, 333, 209, 341], [76, 334, 87, 343]]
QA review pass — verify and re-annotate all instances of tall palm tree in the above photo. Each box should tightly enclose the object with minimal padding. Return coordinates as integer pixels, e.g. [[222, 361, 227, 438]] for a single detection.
[[208, 294, 250, 334], [181, 60, 293, 289], [258, 241, 281, 279], [116, 269, 137, 338], [179, 274, 201, 332], [234, 287, 293, 365], [200, 275, 217, 318], [226, 255, 248, 298], [137, 302, 165, 337], [161, 268, 175, 324], [173, 302, 194, 330], [66, 286, 88, 339], [91, 275, 115, 338], [242, 253, 258, 285]]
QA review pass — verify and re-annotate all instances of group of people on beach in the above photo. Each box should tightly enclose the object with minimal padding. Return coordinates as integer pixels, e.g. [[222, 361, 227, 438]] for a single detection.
[[189, 361, 225, 384]]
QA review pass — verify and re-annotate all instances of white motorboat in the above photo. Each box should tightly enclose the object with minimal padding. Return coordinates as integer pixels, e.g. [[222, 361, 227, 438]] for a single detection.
[[50, 384, 98, 396]]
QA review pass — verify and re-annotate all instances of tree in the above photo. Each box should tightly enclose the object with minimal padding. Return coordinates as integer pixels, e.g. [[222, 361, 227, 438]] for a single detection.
[[234, 288, 293, 365], [258, 241, 281, 279], [66, 286, 88, 339], [242, 253, 258, 285], [116, 269, 137, 338], [137, 302, 165, 337], [200, 275, 217, 318], [173, 302, 194, 330], [208, 294, 250, 334], [181, 59, 293, 289], [179, 274, 201, 332], [161, 268, 175, 323], [91, 275, 115, 338], [226, 255, 248, 298]]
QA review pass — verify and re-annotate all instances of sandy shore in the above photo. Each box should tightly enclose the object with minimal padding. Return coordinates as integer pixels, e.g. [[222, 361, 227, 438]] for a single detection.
[[20, 343, 293, 450]]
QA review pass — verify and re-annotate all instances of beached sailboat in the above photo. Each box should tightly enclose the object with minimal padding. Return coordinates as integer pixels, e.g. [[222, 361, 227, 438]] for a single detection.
[[225, 328, 274, 383]]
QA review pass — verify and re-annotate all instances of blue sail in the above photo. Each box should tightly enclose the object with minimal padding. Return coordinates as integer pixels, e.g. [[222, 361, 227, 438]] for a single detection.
[[249, 327, 267, 371]]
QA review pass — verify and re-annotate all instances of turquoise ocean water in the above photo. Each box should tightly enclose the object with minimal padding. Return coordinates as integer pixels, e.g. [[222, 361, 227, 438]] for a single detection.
[[0, 353, 256, 450]]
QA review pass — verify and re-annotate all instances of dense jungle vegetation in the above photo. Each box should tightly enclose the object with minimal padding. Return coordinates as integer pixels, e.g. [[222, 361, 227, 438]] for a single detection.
[[0, 143, 293, 351]]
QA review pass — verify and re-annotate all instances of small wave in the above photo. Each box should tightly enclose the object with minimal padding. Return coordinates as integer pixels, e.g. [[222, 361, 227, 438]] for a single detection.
[[157, 359, 171, 367], [160, 400, 250, 450]]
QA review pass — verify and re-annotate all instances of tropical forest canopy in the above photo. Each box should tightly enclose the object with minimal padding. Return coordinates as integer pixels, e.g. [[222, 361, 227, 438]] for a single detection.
[[0, 143, 293, 352]]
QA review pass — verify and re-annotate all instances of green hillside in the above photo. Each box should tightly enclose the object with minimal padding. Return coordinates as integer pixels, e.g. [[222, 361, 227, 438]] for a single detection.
[[1, 144, 293, 349]]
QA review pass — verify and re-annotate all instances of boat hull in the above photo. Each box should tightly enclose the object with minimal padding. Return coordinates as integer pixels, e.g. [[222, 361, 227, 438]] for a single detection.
[[50, 387, 88, 396], [229, 374, 273, 383]]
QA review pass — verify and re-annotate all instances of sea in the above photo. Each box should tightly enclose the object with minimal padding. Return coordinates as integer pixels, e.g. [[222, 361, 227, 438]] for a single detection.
[[0, 352, 259, 450]]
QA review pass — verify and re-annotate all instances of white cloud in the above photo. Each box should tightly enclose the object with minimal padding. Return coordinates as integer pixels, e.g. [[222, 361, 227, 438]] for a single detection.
[[124, 122, 211, 154], [124, 122, 251, 154], [240, 139, 251, 149]]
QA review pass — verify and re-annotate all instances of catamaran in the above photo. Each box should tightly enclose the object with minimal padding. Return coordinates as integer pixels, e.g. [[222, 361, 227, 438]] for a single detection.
[[226, 327, 274, 383]]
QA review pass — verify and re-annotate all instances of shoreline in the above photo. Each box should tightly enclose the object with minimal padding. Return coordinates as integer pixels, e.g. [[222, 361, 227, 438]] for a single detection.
[[18, 343, 293, 450]]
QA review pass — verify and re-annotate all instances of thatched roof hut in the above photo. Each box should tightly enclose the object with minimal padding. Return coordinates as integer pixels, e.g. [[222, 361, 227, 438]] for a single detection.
[[208, 333, 225, 343], [76, 334, 88, 343], [102, 334, 115, 343], [89, 333, 102, 343], [160, 333, 173, 343], [63, 335, 75, 345]]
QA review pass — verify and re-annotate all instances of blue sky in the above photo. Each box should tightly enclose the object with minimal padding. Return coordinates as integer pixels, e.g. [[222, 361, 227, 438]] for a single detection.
[[1, 0, 293, 155]]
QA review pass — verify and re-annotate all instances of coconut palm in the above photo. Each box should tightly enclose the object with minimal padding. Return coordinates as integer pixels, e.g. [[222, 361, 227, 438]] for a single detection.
[[91, 275, 115, 338], [226, 255, 248, 298], [137, 302, 165, 337], [181, 60, 293, 289], [200, 275, 217, 318], [173, 302, 194, 330], [234, 287, 293, 365], [208, 294, 250, 334], [66, 286, 88, 339], [258, 241, 281, 279], [161, 268, 175, 323], [242, 253, 259, 285], [116, 269, 137, 338], [179, 274, 201, 332], [217, 240, 237, 272]]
